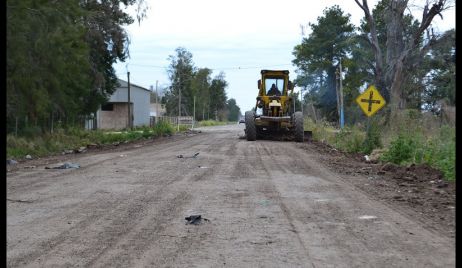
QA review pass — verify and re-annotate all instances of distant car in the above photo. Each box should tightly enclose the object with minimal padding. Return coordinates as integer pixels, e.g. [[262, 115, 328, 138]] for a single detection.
[[238, 117, 245, 124]]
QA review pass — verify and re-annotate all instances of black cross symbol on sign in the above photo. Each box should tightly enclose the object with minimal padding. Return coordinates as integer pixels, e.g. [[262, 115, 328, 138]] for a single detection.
[[361, 90, 381, 112]]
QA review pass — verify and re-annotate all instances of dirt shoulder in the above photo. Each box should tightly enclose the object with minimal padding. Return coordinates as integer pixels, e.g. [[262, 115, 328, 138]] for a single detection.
[[301, 141, 455, 238], [6, 131, 201, 173]]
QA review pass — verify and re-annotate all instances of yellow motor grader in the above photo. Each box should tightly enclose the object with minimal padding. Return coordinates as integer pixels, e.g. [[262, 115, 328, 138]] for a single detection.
[[245, 70, 306, 142]]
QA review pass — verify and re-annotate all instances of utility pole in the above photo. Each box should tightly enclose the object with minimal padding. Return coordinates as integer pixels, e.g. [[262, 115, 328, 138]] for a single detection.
[[293, 91, 295, 114], [300, 88, 303, 115], [155, 80, 159, 124], [193, 95, 196, 129], [339, 58, 344, 128], [178, 79, 181, 132], [127, 71, 131, 129]]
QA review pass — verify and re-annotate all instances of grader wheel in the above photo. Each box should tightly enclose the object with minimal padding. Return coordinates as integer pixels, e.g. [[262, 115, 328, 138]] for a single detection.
[[245, 111, 257, 141], [294, 111, 304, 142]]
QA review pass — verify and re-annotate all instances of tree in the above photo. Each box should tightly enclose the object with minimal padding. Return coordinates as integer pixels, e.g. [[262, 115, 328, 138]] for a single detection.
[[191, 68, 213, 120], [293, 6, 355, 121], [164, 47, 195, 116], [209, 72, 228, 121], [420, 29, 455, 111], [7, 0, 91, 131], [226, 99, 241, 121], [6, 0, 148, 133], [354, 0, 453, 111]]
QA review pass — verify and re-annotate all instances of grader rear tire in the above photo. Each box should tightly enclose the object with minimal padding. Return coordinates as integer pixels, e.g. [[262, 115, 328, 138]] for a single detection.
[[245, 111, 257, 141], [294, 111, 304, 142]]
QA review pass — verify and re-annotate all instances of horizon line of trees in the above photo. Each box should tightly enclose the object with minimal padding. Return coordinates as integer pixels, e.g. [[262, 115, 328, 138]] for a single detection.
[[162, 47, 242, 122]]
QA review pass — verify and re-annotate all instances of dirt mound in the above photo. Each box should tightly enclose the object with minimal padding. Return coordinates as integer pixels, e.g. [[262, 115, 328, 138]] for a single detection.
[[303, 141, 455, 238]]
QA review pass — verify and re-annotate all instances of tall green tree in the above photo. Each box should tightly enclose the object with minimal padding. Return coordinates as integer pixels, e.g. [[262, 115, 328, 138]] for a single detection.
[[209, 72, 228, 121], [191, 68, 213, 120], [164, 48, 230, 121], [7, 0, 148, 133], [164, 47, 196, 116], [7, 0, 91, 130], [292, 5, 355, 121], [226, 99, 241, 122], [420, 29, 455, 110]]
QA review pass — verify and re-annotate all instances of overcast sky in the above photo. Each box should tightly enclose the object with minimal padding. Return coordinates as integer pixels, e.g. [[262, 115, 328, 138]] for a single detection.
[[113, 0, 455, 113]]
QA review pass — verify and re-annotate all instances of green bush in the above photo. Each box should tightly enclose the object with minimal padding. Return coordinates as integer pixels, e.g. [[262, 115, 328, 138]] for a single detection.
[[153, 121, 174, 136], [379, 126, 454, 181], [362, 119, 382, 154], [380, 133, 421, 165], [422, 126, 455, 180], [334, 126, 366, 153]]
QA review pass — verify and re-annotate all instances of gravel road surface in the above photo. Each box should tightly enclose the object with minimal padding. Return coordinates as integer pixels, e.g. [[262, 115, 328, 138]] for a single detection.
[[7, 124, 455, 267]]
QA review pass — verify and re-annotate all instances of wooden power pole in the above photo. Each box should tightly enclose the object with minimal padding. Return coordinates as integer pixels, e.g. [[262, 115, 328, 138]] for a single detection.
[[127, 71, 131, 129]]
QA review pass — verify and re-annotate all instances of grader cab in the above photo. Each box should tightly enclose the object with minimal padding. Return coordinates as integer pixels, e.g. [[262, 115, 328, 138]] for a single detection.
[[244, 70, 305, 142]]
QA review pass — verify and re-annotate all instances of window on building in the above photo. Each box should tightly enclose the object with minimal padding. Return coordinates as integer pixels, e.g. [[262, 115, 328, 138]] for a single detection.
[[101, 103, 114, 111]]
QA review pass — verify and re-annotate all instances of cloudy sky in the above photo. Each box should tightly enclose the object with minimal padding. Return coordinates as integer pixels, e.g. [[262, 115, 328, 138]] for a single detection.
[[113, 0, 455, 113]]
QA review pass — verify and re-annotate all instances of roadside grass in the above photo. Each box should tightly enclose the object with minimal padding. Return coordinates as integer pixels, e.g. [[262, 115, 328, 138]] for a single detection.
[[7, 121, 177, 159], [304, 111, 455, 181], [196, 120, 230, 127], [380, 124, 455, 181]]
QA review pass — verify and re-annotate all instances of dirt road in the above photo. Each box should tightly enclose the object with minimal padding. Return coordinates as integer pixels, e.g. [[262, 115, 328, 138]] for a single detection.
[[7, 124, 455, 267]]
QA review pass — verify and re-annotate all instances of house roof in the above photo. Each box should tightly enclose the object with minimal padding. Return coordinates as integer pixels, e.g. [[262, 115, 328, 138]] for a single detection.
[[117, 79, 152, 92]]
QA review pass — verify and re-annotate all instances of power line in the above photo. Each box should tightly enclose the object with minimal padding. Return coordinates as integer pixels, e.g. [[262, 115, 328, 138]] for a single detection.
[[117, 63, 294, 71]]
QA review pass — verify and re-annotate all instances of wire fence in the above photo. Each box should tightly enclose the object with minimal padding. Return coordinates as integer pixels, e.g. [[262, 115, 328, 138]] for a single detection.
[[150, 116, 194, 128]]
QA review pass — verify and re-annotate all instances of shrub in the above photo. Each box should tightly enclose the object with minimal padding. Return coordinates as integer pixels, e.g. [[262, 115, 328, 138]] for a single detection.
[[152, 121, 174, 136], [362, 119, 382, 154], [422, 125, 455, 180], [380, 133, 421, 165], [334, 126, 366, 153]]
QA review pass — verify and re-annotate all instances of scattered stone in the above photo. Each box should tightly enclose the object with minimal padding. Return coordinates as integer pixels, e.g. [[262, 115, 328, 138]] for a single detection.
[[381, 162, 397, 171], [75, 147, 87, 153], [7, 198, 34, 203], [185, 215, 209, 225], [358, 215, 377, 220], [369, 149, 386, 162], [63, 149, 74, 155], [45, 162, 80, 169], [7, 159, 18, 165], [437, 183, 448, 188], [87, 143, 98, 148], [25, 155, 32, 160], [177, 152, 200, 159], [24, 166, 36, 169]]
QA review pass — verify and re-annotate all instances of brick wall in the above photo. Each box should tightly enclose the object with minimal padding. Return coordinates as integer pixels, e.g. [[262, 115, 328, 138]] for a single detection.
[[99, 103, 132, 130]]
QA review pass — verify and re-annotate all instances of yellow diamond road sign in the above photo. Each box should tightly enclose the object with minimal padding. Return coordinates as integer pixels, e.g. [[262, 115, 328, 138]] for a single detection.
[[356, 85, 386, 117]]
